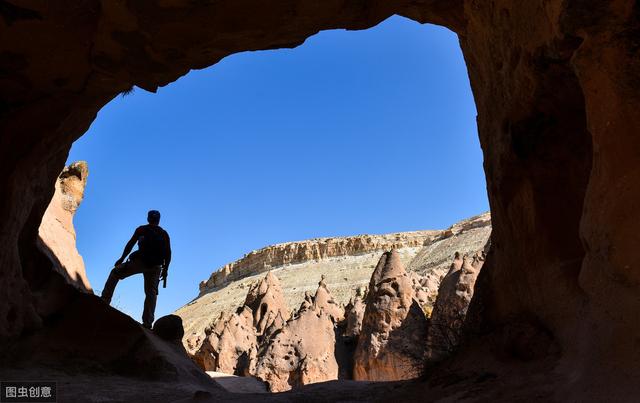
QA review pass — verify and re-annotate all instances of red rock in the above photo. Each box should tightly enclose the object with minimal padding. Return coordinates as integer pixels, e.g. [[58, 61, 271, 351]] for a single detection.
[[193, 306, 258, 375], [253, 279, 341, 392], [243, 271, 290, 335], [353, 250, 428, 381], [343, 287, 366, 338]]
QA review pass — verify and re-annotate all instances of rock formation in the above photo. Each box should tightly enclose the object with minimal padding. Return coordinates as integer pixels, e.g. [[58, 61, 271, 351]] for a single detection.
[[426, 251, 485, 362], [253, 281, 342, 392], [243, 271, 290, 335], [192, 271, 346, 392], [353, 250, 428, 381], [2, 1, 640, 401], [37, 161, 91, 293], [343, 287, 366, 338], [178, 213, 490, 351], [199, 230, 439, 293], [193, 306, 258, 375]]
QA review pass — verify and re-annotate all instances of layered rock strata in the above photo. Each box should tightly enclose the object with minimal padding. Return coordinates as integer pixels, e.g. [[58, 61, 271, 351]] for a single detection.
[[37, 161, 91, 293], [199, 231, 440, 294]]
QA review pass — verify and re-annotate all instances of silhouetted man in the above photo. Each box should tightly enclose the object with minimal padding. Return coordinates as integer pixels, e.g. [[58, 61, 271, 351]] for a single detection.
[[101, 210, 171, 329]]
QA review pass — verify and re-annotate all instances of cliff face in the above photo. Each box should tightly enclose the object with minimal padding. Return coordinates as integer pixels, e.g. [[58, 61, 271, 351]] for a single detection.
[[199, 230, 440, 294], [37, 161, 91, 293], [178, 213, 491, 354]]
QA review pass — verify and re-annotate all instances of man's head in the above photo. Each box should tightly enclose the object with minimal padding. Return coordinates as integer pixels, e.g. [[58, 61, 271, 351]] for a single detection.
[[147, 210, 161, 225]]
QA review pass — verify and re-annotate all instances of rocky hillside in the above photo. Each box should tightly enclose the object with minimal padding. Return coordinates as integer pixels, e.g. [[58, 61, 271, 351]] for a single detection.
[[176, 212, 491, 353], [188, 247, 487, 392]]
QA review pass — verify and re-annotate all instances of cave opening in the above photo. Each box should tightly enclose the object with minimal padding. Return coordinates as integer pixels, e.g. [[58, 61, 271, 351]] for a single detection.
[[63, 15, 488, 326], [2, 0, 638, 400]]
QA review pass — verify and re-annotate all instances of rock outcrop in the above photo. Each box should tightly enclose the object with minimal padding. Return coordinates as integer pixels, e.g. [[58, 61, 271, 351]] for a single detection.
[[192, 271, 345, 392], [193, 306, 258, 375], [254, 308, 338, 392], [243, 271, 290, 335], [178, 213, 490, 352], [343, 287, 366, 338], [37, 161, 91, 293], [199, 231, 439, 294], [426, 251, 485, 362], [190, 248, 490, 391], [353, 250, 428, 381]]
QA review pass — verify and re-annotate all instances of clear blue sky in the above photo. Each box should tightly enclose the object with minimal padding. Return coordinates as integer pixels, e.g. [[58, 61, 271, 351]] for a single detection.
[[67, 16, 488, 322]]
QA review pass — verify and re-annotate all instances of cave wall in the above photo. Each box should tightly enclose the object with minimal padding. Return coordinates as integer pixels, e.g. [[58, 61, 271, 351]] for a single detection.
[[1, 0, 639, 399]]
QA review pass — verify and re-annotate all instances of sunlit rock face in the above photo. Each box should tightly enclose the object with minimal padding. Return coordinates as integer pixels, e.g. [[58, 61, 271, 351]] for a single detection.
[[179, 213, 491, 354], [353, 250, 428, 381], [193, 306, 259, 375], [199, 231, 440, 294], [37, 161, 91, 293], [1, 1, 639, 401], [243, 271, 290, 335], [253, 280, 342, 392], [192, 271, 344, 392]]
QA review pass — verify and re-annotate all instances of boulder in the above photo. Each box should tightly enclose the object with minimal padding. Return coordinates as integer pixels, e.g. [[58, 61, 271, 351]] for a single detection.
[[153, 314, 185, 342], [353, 250, 428, 381]]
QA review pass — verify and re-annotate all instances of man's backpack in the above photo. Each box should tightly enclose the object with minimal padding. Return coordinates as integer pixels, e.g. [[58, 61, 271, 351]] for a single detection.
[[138, 225, 168, 266]]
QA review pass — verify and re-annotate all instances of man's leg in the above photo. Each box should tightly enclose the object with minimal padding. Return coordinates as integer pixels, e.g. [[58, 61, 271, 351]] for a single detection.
[[101, 261, 141, 304], [142, 267, 162, 328]]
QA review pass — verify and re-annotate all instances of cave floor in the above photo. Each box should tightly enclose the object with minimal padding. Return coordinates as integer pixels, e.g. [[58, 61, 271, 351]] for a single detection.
[[1, 347, 559, 403]]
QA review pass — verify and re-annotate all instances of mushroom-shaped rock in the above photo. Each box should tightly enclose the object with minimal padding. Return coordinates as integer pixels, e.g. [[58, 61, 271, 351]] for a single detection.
[[353, 250, 428, 381]]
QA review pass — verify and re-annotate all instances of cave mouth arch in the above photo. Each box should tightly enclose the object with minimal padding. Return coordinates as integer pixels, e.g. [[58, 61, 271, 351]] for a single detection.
[[66, 16, 488, 321], [2, 1, 636, 400]]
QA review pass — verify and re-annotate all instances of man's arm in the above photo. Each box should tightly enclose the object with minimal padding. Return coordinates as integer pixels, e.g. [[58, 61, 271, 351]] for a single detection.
[[115, 228, 140, 266]]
